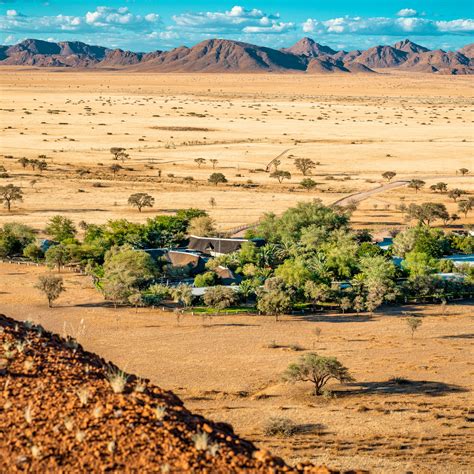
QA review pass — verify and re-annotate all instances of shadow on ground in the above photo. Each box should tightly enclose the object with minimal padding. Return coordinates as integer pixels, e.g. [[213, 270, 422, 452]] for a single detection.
[[339, 379, 467, 397]]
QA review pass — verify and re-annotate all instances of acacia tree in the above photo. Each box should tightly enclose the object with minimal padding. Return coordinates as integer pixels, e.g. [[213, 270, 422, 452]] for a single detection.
[[458, 198, 473, 218], [295, 158, 317, 176], [110, 164, 123, 178], [284, 353, 354, 396], [35, 275, 65, 308], [448, 189, 464, 202], [382, 171, 396, 182], [194, 158, 206, 168], [110, 147, 126, 160], [270, 170, 291, 184], [405, 202, 449, 226], [256, 278, 292, 322], [128, 193, 154, 212], [0, 184, 23, 212], [459, 168, 469, 176], [210, 159, 219, 169], [208, 173, 227, 186], [430, 182, 447, 193], [406, 316, 422, 339], [407, 179, 425, 193]]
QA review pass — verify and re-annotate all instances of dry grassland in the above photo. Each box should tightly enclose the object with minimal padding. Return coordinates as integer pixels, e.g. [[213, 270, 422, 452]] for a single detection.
[[0, 69, 472, 233]]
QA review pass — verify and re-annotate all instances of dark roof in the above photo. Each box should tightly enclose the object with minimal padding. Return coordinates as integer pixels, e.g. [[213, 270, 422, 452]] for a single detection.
[[188, 236, 265, 255]]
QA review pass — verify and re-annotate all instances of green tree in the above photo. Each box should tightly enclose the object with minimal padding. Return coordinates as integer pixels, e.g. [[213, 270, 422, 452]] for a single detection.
[[275, 258, 312, 290], [0, 223, 35, 258], [128, 193, 154, 212], [284, 353, 354, 396], [295, 158, 317, 176], [270, 170, 291, 184], [300, 178, 318, 190], [304, 281, 331, 308], [45, 244, 70, 272], [194, 158, 206, 168], [402, 251, 437, 279], [458, 199, 473, 218], [102, 245, 157, 305], [382, 171, 396, 182], [0, 184, 23, 212], [448, 189, 464, 202], [45, 215, 76, 242], [256, 278, 292, 322], [194, 271, 218, 287], [208, 173, 227, 186], [405, 202, 449, 226], [23, 243, 44, 262], [407, 179, 425, 193], [35, 275, 65, 308], [203, 286, 237, 310], [110, 163, 123, 177]]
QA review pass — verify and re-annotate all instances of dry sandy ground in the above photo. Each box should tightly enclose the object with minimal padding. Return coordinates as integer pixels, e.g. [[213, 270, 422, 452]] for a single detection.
[[0, 70, 473, 234], [1, 262, 473, 473]]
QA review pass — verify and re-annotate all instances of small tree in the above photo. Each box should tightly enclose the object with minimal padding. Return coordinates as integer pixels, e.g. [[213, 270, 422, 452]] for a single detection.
[[38, 160, 47, 173], [203, 286, 237, 311], [45, 215, 76, 241], [0, 184, 23, 212], [284, 353, 354, 396], [406, 316, 422, 339], [458, 199, 473, 218], [210, 159, 219, 169], [45, 244, 70, 272], [340, 296, 352, 314], [448, 188, 464, 202], [407, 179, 425, 193], [35, 275, 65, 308], [194, 158, 206, 168], [300, 178, 317, 190], [172, 284, 193, 308], [459, 168, 469, 176], [19, 158, 30, 169], [270, 170, 291, 184], [110, 147, 126, 160], [109, 164, 123, 178], [209, 197, 216, 208], [257, 288, 292, 322], [208, 173, 227, 186], [295, 158, 317, 176], [128, 193, 154, 212], [382, 171, 396, 182], [187, 216, 215, 236]]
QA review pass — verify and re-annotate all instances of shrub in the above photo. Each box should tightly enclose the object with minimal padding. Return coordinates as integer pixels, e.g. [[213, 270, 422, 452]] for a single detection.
[[203, 286, 237, 310], [263, 417, 297, 437], [194, 272, 218, 288]]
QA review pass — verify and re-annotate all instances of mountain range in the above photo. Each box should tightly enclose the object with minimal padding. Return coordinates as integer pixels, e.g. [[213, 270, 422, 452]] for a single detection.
[[1, 37, 473, 74]]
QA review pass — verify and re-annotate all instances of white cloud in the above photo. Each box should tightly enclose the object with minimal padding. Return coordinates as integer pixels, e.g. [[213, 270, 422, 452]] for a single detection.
[[172, 5, 294, 35], [397, 9, 418, 17], [6, 9, 17, 17], [302, 15, 474, 36]]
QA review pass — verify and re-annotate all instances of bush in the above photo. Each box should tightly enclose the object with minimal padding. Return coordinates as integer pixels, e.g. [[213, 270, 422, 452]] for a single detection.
[[202, 286, 237, 310], [194, 272, 218, 288], [263, 417, 297, 437], [23, 243, 44, 262]]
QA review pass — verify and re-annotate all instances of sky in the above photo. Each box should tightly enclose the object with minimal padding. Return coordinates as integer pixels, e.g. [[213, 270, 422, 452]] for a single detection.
[[1, 1, 473, 52]]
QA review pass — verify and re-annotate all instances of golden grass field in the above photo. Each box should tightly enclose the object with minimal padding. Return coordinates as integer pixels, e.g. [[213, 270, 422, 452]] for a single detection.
[[1, 70, 473, 472], [1, 263, 473, 473], [0, 69, 473, 233]]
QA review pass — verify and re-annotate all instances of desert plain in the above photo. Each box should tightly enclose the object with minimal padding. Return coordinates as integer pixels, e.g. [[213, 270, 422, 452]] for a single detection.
[[0, 69, 473, 473]]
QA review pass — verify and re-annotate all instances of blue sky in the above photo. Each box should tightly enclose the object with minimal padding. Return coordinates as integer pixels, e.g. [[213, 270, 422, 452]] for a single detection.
[[1, 1, 473, 51]]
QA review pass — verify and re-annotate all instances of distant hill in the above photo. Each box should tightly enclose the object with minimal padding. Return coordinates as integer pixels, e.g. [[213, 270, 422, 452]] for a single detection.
[[1, 37, 472, 74]]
